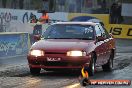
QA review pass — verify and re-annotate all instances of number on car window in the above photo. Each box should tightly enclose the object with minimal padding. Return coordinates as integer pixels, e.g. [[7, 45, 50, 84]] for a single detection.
[[84, 27, 93, 34]]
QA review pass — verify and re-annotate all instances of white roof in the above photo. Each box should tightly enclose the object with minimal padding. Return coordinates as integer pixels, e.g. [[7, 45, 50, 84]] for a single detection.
[[54, 22, 99, 26]]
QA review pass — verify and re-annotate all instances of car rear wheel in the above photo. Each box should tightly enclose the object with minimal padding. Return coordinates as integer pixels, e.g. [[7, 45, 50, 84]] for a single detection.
[[84, 54, 96, 76], [102, 52, 114, 71], [30, 67, 41, 75]]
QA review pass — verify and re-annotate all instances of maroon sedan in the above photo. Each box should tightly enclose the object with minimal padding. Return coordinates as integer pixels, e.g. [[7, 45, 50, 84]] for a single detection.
[[27, 22, 115, 76]]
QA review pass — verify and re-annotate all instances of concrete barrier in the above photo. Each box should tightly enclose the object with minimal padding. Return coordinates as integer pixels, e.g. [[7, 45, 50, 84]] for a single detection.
[[0, 32, 31, 58]]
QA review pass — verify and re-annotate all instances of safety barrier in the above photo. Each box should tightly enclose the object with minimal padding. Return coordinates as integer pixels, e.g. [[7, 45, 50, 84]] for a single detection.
[[0, 32, 31, 58]]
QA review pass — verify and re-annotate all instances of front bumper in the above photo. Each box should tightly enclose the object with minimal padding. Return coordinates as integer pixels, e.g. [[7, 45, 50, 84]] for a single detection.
[[27, 55, 91, 69]]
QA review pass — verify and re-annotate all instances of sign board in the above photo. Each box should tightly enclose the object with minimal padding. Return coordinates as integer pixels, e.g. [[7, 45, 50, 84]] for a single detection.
[[0, 33, 30, 58]]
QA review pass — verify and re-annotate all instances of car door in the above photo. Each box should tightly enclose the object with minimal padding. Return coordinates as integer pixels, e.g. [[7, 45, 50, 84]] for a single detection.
[[94, 25, 106, 66], [98, 24, 111, 64]]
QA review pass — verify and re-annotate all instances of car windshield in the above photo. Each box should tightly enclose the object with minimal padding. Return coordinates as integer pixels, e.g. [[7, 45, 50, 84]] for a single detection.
[[42, 24, 94, 40]]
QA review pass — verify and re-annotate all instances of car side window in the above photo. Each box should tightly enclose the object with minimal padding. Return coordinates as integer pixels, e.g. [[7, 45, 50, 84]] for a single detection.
[[98, 25, 110, 39], [102, 26, 111, 38], [95, 25, 102, 37], [98, 25, 106, 38]]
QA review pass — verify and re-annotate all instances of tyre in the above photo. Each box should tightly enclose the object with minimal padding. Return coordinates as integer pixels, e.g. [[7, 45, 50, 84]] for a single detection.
[[102, 52, 114, 71], [84, 54, 96, 76], [30, 67, 41, 75]]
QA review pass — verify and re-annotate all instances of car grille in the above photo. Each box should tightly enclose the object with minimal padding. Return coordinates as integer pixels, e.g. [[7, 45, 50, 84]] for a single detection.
[[43, 62, 68, 66], [42, 62, 82, 66]]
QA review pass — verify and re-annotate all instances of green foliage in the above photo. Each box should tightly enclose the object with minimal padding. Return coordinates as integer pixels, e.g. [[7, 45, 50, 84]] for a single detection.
[[31, 0, 43, 10]]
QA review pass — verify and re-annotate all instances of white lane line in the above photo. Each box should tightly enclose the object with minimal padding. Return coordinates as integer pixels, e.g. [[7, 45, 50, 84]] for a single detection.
[[0, 55, 26, 60], [63, 83, 81, 88]]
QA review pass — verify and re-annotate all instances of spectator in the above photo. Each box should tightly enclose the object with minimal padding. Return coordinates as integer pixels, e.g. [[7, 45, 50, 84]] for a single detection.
[[110, 2, 123, 24], [110, 2, 118, 24], [39, 11, 49, 24], [101, 0, 107, 13], [33, 25, 42, 35], [116, 2, 123, 24], [30, 14, 38, 23]]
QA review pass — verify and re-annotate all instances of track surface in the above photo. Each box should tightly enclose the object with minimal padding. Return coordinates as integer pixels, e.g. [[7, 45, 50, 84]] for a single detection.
[[0, 39, 132, 88]]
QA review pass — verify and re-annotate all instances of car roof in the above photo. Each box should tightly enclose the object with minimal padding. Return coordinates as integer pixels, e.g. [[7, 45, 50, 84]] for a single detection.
[[53, 22, 100, 26]]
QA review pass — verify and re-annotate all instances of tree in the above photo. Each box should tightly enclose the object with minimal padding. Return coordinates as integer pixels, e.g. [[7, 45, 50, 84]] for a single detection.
[[19, 0, 24, 9], [31, 0, 43, 10], [2, 0, 7, 8]]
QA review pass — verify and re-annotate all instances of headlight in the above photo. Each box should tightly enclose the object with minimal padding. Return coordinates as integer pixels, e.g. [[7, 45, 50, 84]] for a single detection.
[[67, 51, 86, 56], [30, 50, 44, 56]]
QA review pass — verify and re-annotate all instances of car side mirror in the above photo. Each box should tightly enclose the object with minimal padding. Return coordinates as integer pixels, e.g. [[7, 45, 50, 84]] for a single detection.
[[96, 36, 105, 42], [33, 35, 41, 41]]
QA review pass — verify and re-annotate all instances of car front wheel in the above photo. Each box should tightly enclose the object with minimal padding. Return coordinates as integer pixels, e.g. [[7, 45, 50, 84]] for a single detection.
[[84, 54, 96, 76], [30, 67, 41, 75], [102, 52, 114, 71]]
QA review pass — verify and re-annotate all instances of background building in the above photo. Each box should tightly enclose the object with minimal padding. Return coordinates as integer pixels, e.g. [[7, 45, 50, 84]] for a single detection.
[[0, 0, 119, 13], [0, 0, 132, 24]]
